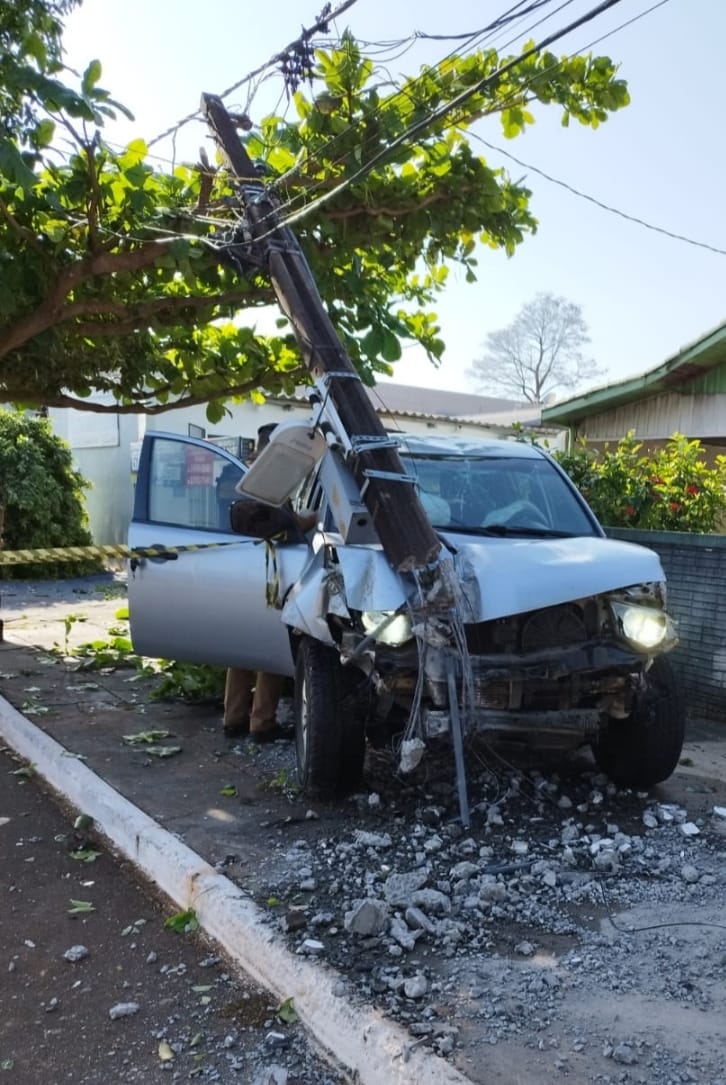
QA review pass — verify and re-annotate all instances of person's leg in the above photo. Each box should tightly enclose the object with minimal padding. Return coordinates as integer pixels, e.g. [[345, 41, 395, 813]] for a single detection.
[[249, 672, 285, 735], [223, 668, 253, 735]]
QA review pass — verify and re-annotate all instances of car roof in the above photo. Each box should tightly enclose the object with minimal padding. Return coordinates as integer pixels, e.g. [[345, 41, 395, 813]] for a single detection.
[[392, 432, 545, 460]]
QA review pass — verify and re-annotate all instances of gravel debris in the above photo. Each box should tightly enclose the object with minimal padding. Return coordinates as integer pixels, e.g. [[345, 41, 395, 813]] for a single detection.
[[243, 743, 726, 1084]]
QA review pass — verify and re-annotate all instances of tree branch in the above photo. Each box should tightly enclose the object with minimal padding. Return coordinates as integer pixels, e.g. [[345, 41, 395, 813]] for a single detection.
[[0, 195, 44, 251], [58, 287, 270, 334], [0, 240, 176, 359], [84, 140, 103, 253], [0, 369, 308, 414], [326, 192, 446, 221]]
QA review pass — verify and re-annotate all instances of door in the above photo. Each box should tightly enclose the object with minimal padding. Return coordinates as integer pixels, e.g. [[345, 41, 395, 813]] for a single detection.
[[127, 432, 307, 674]]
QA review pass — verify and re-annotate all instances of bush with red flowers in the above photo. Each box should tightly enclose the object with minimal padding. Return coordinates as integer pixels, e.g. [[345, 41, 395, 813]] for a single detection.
[[554, 432, 726, 532]]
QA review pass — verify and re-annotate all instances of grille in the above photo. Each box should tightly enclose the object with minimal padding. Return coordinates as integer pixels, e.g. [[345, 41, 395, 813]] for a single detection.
[[471, 680, 510, 710], [520, 605, 586, 652]]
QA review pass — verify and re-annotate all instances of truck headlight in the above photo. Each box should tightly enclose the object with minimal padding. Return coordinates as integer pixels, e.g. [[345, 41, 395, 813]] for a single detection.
[[611, 603, 667, 650], [361, 610, 413, 647]]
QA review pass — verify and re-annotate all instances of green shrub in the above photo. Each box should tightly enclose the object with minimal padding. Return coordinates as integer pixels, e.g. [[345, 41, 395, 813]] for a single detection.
[[0, 409, 102, 578], [555, 432, 726, 533]]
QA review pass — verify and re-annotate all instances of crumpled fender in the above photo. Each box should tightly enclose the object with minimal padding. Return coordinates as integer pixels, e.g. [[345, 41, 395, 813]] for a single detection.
[[280, 543, 407, 640]]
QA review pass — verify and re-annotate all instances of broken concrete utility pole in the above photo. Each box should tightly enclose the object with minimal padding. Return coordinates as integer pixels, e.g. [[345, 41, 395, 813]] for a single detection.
[[201, 93, 442, 574]]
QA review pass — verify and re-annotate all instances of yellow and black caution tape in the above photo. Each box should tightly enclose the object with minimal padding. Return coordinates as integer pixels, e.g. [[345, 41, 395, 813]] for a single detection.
[[0, 541, 247, 566]]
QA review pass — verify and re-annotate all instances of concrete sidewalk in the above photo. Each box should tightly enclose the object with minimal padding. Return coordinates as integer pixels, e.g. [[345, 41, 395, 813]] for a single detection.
[[0, 575, 471, 1085]]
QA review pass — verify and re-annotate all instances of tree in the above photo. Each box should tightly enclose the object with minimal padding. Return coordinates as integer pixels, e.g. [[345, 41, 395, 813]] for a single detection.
[[0, 8, 629, 420], [0, 409, 100, 578], [469, 292, 605, 403]]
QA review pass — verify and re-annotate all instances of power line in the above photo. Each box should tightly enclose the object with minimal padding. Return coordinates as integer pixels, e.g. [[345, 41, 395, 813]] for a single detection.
[[472, 133, 726, 258], [265, 0, 629, 238], [146, 0, 361, 149], [266, 0, 669, 240], [258, 0, 576, 226]]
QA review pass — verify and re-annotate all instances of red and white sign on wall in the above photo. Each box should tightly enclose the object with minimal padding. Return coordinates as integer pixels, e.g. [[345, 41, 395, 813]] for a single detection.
[[184, 447, 215, 487]]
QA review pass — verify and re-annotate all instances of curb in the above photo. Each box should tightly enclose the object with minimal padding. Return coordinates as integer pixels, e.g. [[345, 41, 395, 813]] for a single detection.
[[0, 693, 473, 1085]]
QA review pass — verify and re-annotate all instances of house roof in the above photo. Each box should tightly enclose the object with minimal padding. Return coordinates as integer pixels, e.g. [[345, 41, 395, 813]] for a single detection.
[[364, 382, 525, 421], [270, 381, 534, 427], [541, 319, 726, 426]]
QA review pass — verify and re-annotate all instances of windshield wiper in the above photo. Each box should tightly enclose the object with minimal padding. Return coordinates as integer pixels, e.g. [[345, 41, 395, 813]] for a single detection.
[[447, 523, 576, 538]]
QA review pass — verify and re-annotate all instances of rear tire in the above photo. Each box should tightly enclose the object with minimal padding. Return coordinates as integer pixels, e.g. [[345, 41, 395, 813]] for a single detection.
[[592, 655, 685, 788], [294, 638, 366, 799]]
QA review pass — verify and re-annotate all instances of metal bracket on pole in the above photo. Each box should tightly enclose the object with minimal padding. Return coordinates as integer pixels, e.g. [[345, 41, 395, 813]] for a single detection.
[[350, 436, 401, 454]]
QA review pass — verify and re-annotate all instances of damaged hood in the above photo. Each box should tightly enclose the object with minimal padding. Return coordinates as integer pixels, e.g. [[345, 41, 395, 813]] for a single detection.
[[287, 533, 665, 627], [445, 533, 665, 622]]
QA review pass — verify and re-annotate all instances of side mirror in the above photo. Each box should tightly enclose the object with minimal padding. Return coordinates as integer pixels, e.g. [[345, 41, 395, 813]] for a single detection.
[[229, 498, 300, 541]]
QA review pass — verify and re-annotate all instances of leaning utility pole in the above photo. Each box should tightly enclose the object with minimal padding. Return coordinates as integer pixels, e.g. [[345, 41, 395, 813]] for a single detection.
[[201, 93, 442, 574]]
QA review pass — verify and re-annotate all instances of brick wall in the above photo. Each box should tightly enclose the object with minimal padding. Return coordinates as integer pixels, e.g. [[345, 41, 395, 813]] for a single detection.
[[607, 527, 726, 721]]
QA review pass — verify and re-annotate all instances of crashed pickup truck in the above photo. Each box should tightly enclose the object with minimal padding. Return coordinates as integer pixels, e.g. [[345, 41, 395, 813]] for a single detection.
[[128, 427, 683, 807]]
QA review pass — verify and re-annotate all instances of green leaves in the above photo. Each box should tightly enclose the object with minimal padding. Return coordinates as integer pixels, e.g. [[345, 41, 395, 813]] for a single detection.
[[164, 909, 199, 934], [68, 899, 95, 916], [81, 59, 101, 95], [123, 730, 174, 745], [0, 23, 630, 414], [69, 848, 101, 862], [556, 432, 726, 533], [276, 997, 298, 1025]]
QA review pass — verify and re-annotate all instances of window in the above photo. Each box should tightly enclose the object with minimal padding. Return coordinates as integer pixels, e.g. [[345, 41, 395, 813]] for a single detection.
[[148, 439, 244, 530]]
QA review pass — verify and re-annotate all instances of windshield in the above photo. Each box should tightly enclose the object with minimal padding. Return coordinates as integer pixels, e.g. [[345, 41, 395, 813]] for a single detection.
[[402, 453, 599, 537]]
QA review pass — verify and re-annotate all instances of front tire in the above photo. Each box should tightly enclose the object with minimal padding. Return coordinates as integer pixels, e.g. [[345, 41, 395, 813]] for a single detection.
[[592, 655, 685, 788], [294, 637, 367, 799]]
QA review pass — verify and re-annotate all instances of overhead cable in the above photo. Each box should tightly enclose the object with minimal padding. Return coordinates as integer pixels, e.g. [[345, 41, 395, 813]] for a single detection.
[[260, 0, 628, 237], [472, 133, 726, 258], [146, 0, 361, 148]]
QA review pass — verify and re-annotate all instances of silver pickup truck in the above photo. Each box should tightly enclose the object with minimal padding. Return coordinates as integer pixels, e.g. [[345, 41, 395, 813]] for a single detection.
[[128, 429, 683, 802]]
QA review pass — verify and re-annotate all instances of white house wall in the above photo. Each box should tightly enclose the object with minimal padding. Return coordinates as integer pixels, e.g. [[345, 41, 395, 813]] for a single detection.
[[49, 404, 144, 545]]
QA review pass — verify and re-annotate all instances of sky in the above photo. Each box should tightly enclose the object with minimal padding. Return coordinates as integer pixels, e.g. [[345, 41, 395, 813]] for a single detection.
[[61, 0, 726, 399]]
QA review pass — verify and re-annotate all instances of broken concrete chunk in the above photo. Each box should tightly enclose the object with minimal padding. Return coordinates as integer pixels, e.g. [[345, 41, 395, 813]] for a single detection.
[[611, 1042, 638, 1065], [299, 939, 324, 955], [399, 739, 426, 774], [403, 973, 429, 999], [383, 870, 428, 907], [389, 916, 419, 951], [109, 1001, 140, 1020], [514, 941, 535, 957], [410, 888, 452, 915], [449, 861, 479, 881], [63, 945, 88, 963], [404, 906, 437, 934], [344, 899, 390, 936], [352, 830, 392, 849]]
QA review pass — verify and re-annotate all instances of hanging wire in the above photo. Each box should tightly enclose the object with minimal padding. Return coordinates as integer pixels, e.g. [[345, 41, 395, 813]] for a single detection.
[[240, 0, 628, 242], [146, 0, 362, 148], [261, 0, 669, 241], [469, 130, 726, 259], [261, 0, 575, 221]]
